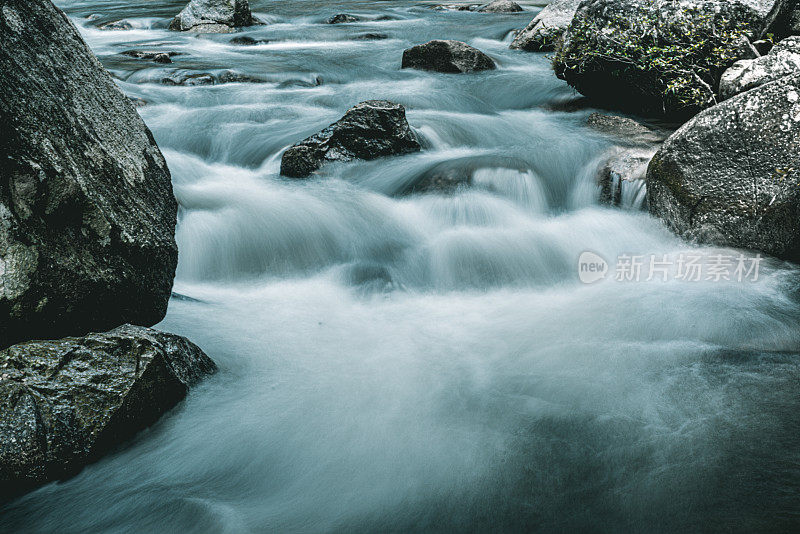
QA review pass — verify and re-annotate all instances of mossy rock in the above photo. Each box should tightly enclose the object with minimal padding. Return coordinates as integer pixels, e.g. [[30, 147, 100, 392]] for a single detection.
[[553, 0, 788, 116]]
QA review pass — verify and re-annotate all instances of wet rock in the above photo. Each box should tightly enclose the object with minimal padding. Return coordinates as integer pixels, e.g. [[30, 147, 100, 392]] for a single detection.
[[352, 33, 389, 41], [98, 19, 134, 30], [162, 72, 216, 86], [0, 0, 178, 348], [719, 36, 800, 99], [327, 14, 360, 24], [402, 40, 496, 73], [597, 147, 654, 208], [216, 70, 264, 84], [0, 325, 216, 499], [280, 100, 421, 178], [433, 4, 481, 11], [405, 162, 473, 194], [647, 73, 800, 261], [344, 263, 395, 292], [160, 70, 263, 86], [229, 35, 268, 45], [510, 0, 581, 51], [277, 75, 324, 88], [553, 0, 790, 116], [586, 113, 669, 146], [478, 0, 524, 13], [170, 0, 259, 33], [122, 50, 180, 63]]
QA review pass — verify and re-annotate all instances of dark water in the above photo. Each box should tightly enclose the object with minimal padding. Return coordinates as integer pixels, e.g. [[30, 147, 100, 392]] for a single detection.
[[3, 1, 800, 532]]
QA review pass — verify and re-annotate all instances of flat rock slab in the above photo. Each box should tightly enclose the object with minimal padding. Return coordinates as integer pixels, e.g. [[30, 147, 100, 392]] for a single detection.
[[0, 325, 217, 499]]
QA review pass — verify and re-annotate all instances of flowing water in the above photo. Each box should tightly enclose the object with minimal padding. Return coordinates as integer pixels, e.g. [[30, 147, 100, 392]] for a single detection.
[[3, 1, 800, 531]]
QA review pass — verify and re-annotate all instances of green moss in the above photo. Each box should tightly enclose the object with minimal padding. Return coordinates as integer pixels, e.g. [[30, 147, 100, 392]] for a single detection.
[[555, 5, 753, 113]]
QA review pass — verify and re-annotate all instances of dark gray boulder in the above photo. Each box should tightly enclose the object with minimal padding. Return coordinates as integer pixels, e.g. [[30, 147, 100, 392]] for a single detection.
[[280, 101, 421, 178], [478, 1, 524, 13], [719, 35, 800, 99], [327, 14, 360, 24], [0, 325, 217, 499], [647, 73, 800, 261], [0, 0, 178, 349], [510, 0, 582, 51], [553, 0, 789, 115], [169, 0, 258, 33], [402, 40, 496, 73]]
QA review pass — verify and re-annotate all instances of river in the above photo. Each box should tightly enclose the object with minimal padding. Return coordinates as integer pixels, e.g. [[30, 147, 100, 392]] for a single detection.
[[3, 0, 800, 531]]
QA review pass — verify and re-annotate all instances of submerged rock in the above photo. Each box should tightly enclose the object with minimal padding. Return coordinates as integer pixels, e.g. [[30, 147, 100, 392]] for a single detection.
[[720, 36, 800, 99], [160, 69, 264, 86], [229, 35, 268, 45], [647, 73, 800, 261], [0, 0, 178, 349], [510, 0, 581, 51], [327, 14, 360, 24], [478, 0, 523, 13], [433, 4, 481, 11], [352, 33, 389, 41], [97, 19, 134, 31], [280, 100, 421, 178], [170, 0, 259, 33], [122, 50, 180, 63], [0, 325, 217, 499], [402, 40, 496, 73], [553, 0, 789, 115]]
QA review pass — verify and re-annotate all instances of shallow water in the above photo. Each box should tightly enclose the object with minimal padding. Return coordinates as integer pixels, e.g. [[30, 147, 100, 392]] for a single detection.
[[3, 1, 800, 531]]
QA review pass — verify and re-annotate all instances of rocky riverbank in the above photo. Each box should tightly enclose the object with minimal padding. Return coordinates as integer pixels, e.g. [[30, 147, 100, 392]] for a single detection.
[[0, 0, 216, 499], [512, 0, 800, 261]]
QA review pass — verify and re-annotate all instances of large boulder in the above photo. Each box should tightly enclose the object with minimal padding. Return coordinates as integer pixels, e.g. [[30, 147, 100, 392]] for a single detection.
[[0, 325, 217, 499], [478, 1, 524, 13], [553, 0, 789, 116], [647, 73, 800, 261], [0, 0, 178, 349], [402, 40, 496, 73], [510, 0, 582, 51], [720, 35, 800, 98], [169, 0, 258, 33], [280, 101, 421, 178]]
